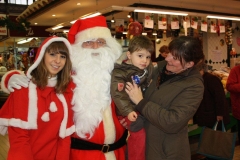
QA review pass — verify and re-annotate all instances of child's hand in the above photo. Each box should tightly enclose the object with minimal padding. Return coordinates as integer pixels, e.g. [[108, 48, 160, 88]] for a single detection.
[[128, 111, 137, 122]]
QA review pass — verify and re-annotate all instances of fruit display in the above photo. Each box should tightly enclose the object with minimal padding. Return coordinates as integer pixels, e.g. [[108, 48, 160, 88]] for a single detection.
[[211, 70, 229, 94]]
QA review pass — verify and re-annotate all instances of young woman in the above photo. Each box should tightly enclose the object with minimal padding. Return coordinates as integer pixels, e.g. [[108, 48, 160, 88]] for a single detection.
[[0, 36, 75, 160]]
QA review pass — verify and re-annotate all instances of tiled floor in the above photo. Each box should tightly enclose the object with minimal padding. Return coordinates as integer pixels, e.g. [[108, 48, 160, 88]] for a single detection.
[[1, 134, 240, 160]]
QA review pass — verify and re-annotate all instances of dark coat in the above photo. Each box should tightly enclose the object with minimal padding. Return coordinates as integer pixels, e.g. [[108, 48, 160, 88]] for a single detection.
[[136, 61, 204, 160], [193, 72, 230, 127], [110, 62, 153, 116]]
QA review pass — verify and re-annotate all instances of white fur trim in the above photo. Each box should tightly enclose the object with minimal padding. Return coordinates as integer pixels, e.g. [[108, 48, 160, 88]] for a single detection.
[[57, 94, 69, 138], [0, 126, 8, 135], [65, 125, 75, 137], [102, 106, 116, 160], [27, 37, 72, 78], [41, 112, 50, 122], [1, 70, 23, 94], [49, 102, 57, 112], [0, 81, 38, 135], [74, 27, 112, 45]]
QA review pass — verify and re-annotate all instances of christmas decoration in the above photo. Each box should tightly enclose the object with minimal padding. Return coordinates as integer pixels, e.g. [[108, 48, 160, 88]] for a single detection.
[[0, 16, 30, 32]]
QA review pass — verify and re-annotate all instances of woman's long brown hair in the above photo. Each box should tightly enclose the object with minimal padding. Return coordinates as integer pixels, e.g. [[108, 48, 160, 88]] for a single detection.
[[31, 41, 72, 93]]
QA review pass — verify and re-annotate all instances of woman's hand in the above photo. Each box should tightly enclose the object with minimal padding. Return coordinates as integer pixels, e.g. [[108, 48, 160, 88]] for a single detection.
[[125, 79, 143, 105]]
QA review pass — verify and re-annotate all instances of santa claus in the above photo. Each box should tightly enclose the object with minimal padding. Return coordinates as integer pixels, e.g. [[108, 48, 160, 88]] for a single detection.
[[1, 16, 127, 160]]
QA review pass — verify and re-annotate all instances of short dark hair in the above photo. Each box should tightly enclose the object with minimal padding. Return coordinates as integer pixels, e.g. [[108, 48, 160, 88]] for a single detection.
[[128, 35, 154, 55], [168, 36, 204, 66], [159, 45, 169, 53]]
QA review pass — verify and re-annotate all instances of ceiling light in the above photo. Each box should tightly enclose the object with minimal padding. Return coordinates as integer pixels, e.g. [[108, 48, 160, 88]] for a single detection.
[[17, 38, 38, 44], [80, 12, 101, 19], [152, 33, 157, 35], [52, 25, 63, 30], [123, 32, 127, 34], [63, 30, 69, 33], [207, 15, 240, 21], [77, 3, 81, 5], [34, 23, 38, 25], [52, 15, 55, 16], [127, 12, 131, 18], [142, 33, 147, 35], [111, 15, 115, 23], [134, 9, 188, 16]]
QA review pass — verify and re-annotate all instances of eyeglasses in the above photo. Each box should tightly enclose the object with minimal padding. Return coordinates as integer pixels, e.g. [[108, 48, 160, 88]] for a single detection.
[[82, 39, 106, 47]]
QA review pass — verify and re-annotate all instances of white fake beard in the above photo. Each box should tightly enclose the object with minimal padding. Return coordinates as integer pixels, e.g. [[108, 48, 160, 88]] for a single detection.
[[71, 46, 117, 139]]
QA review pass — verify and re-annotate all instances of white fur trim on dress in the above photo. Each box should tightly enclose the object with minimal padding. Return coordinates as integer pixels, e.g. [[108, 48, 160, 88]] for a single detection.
[[57, 94, 69, 138], [49, 102, 57, 112], [0, 81, 38, 135], [1, 70, 24, 94], [41, 112, 50, 122], [27, 37, 72, 78], [74, 27, 112, 45]]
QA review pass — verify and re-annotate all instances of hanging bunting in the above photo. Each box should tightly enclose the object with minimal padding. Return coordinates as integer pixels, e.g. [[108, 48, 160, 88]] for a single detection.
[[191, 16, 198, 29], [158, 15, 167, 30], [210, 20, 217, 33], [144, 13, 154, 29], [201, 19, 208, 32], [219, 20, 225, 33], [183, 16, 190, 28], [171, 16, 179, 29]]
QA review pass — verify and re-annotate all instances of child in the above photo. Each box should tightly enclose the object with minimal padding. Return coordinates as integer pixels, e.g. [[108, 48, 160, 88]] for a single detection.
[[0, 36, 75, 160], [111, 35, 154, 160]]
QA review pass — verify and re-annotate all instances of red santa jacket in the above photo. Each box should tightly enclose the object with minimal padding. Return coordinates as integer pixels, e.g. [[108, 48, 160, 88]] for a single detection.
[[226, 65, 240, 120], [0, 79, 75, 160]]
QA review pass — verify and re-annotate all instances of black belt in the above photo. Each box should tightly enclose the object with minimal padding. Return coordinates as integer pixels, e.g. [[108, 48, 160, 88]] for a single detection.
[[71, 129, 128, 153]]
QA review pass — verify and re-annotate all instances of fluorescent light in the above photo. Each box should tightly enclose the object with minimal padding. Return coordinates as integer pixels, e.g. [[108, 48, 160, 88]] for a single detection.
[[52, 25, 63, 30], [17, 38, 38, 44], [207, 15, 240, 21], [123, 32, 127, 34], [17, 39, 28, 44], [81, 12, 101, 19], [142, 33, 147, 35], [152, 33, 157, 35], [134, 9, 188, 16]]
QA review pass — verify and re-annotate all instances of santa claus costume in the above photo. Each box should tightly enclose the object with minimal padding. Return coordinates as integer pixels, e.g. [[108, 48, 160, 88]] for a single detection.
[[0, 36, 75, 160], [68, 16, 127, 160]]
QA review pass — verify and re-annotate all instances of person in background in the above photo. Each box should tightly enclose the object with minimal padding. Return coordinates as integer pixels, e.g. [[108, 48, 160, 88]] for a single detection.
[[125, 36, 204, 160], [226, 63, 240, 144], [0, 36, 75, 160], [111, 35, 154, 160], [194, 63, 230, 129], [155, 45, 169, 62]]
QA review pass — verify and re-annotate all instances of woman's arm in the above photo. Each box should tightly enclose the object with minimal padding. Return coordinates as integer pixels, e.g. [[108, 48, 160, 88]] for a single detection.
[[126, 78, 204, 134], [7, 127, 34, 160]]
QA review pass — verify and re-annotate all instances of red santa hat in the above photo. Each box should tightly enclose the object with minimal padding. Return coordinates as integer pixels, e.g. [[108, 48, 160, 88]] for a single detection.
[[26, 36, 72, 78], [68, 16, 112, 44]]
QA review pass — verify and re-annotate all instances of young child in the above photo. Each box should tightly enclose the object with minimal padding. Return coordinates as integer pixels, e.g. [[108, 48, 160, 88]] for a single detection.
[[111, 35, 154, 160], [0, 36, 75, 160]]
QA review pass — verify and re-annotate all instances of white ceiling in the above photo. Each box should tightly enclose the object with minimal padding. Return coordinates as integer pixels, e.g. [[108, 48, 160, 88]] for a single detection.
[[29, 0, 240, 27], [1, 0, 240, 48]]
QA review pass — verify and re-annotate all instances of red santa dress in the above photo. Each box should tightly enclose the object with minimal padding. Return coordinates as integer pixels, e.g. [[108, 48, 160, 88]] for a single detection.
[[0, 36, 75, 160]]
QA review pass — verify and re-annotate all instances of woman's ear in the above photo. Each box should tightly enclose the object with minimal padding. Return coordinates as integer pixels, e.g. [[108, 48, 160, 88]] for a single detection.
[[185, 61, 194, 69], [126, 51, 131, 60]]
